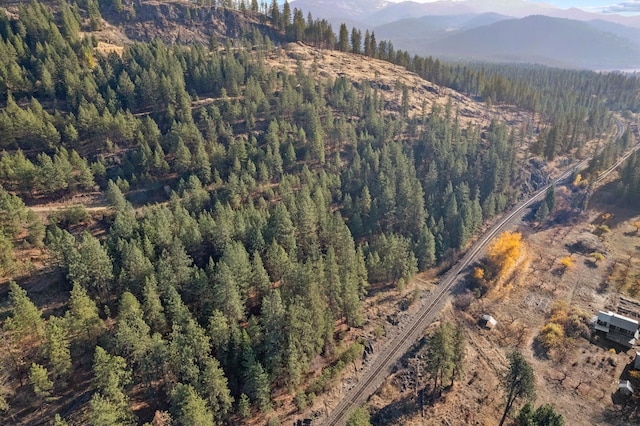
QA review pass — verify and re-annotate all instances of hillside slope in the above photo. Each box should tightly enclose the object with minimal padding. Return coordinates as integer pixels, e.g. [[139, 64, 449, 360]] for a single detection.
[[0, 1, 637, 426]]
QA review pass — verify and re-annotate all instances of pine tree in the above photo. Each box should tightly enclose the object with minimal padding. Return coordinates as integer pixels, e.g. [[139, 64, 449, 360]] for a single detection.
[[346, 406, 371, 426], [54, 414, 68, 426], [363, 30, 372, 57], [90, 393, 128, 426], [426, 323, 454, 399], [193, 141, 212, 183], [29, 363, 53, 398], [66, 282, 103, 342], [416, 225, 436, 270], [4, 281, 44, 341], [44, 316, 72, 378], [534, 201, 549, 222], [304, 105, 325, 164], [251, 251, 271, 302], [499, 351, 536, 426], [105, 180, 128, 211], [208, 309, 231, 354], [0, 185, 28, 238], [248, 359, 271, 413], [212, 262, 245, 322], [171, 383, 215, 426], [0, 232, 15, 276], [87, 0, 103, 30], [114, 292, 152, 363], [142, 276, 167, 334], [91, 346, 135, 425], [269, 0, 280, 25], [67, 232, 114, 302], [282, 0, 291, 29], [325, 246, 343, 318], [199, 357, 233, 422], [175, 139, 193, 175], [237, 393, 251, 419], [516, 403, 564, 426], [351, 28, 362, 54], [267, 203, 296, 255], [451, 323, 466, 386], [220, 241, 253, 301], [338, 24, 349, 52], [545, 184, 556, 213], [260, 289, 286, 379], [169, 316, 212, 386]]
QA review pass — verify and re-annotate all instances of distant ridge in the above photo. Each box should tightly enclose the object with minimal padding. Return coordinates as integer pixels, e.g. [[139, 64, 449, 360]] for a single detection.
[[424, 15, 640, 69], [290, 0, 640, 69]]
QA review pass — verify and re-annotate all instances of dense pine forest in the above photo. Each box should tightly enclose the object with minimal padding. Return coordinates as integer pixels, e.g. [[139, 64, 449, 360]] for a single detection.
[[1, 0, 639, 424]]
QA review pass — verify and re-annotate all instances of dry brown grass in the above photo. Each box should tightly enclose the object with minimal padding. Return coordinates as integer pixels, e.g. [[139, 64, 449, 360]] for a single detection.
[[266, 42, 528, 131], [95, 41, 124, 56]]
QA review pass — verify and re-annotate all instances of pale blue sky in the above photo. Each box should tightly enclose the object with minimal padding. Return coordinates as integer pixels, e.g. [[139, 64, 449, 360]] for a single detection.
[[530, 0, 640, 13], [385, 1, 640, 15]]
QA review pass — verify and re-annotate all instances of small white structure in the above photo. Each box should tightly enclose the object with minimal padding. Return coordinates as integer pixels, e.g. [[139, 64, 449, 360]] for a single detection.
[[481, 314, 497, 330], [594, 311, 639, 348], [619, 380, 634, 396]]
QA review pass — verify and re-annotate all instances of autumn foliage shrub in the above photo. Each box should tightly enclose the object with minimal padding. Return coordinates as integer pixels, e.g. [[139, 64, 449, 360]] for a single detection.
[[470, 231, 524, 296], [486, 231, 523, 278], [538, 300, 589, 361]]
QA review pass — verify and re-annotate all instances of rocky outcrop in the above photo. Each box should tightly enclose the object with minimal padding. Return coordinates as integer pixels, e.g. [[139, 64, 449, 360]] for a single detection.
[[518, 158, 551, 197], [101, 1, 284, 45]]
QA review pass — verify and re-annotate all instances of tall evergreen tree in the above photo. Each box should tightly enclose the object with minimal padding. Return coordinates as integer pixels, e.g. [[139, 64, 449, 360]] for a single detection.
[[199, 357, 234, 422], [338, 24, 349, 52], [29, 363, 53, 398], [171, 383, 215, 426], [500, 351, 536, 426], [44, 316, 72, 379], [4, 281, 44, 341], [260, 289, 287, 379], [425, 322, 454, 399], [67, 232, 114, 302], [65, 282, 103, 342], [113, 292, 152, 363], [90, 347, 135, 425]]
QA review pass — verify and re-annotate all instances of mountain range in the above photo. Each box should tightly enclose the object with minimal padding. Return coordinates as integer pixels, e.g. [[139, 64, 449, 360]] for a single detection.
[[290, 0, 640, 69]]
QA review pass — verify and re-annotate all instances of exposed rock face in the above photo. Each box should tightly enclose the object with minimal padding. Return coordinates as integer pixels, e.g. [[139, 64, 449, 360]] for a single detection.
[[518, 158, 551, 197]]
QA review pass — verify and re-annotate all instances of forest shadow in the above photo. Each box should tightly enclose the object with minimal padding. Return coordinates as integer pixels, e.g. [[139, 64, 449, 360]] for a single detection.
[[371, 392, 419, 425], [584, 259, 599, 269], [589, 181, 640, 230], [0, 269, 71, 321], [365, 281, 396, 299], [608, 361, 640, 423], [589, 331, 632, 354], [531, 335, 550, 360]]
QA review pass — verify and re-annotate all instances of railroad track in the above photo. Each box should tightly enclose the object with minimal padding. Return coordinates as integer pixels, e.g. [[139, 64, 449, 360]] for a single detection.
[[323, 163, 576, 425], [322, 119, 634, 425], [594, 145, 640, 185]]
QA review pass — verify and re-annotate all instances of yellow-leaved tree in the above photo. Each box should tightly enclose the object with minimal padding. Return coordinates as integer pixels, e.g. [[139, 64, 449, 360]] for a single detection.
[[486, 231, 523, 279]]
